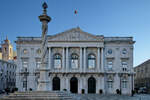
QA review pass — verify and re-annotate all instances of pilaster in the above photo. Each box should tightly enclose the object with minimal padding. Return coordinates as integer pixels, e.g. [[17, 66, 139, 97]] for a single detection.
[[97, 47, 100, 72], [101, 48, 104, 72], [66, 47, 69, 72], [62, 47, 65, 72], [49, 47, 51, 69], [80, 47, 83, 72], [83, 47, 86, 72]]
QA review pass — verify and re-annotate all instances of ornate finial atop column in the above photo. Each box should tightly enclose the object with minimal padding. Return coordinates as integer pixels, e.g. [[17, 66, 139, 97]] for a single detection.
[[39, 2, 51, 38], [39, 2, 51, 22], [42, 2, 48, 14]]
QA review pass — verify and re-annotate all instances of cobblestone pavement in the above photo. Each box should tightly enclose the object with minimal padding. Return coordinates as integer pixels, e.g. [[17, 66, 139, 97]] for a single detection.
[[72, 94, 150, 100], [0, 93, 150, 100], [134, 94, 150, 100]]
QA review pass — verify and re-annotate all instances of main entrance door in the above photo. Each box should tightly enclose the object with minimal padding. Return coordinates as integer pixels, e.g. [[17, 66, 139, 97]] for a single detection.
[[70, 77, 78, 93], [88, 77, 96, 93], [52, 77, 60, 90]]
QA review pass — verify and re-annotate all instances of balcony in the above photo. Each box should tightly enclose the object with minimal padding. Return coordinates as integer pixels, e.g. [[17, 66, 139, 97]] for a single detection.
[[20, 68, 29, 74]]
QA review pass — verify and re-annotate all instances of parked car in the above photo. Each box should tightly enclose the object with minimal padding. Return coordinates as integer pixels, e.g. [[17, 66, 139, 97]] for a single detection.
[[138, 87, 148, 94], [0, 90, 5, 94]]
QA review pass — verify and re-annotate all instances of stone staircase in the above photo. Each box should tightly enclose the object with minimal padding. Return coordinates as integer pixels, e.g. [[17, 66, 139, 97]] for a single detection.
[[1, 91, 74, 100]]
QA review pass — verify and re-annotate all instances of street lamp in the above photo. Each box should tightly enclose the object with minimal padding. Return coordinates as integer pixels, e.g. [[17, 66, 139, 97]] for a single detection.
[[21, 68, 29, 91], [0, 70, 2, 90]]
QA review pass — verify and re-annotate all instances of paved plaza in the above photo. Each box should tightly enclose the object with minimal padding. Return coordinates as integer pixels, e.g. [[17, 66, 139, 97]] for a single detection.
[[71, 94, 150, 100], [1, 93, 150, 100]]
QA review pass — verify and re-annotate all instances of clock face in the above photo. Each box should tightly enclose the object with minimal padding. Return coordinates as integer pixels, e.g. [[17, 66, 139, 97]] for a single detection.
[[122, 49, 127, 54], [108, 49, 112, 54], [37, 49, 41, 54], [23, 49, 27, 54]]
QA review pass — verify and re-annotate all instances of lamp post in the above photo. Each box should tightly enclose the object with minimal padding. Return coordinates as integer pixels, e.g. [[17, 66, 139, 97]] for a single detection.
[[24, 68, 28, 91], [21, 68, 29, 91], [0, 70, 2, 90]]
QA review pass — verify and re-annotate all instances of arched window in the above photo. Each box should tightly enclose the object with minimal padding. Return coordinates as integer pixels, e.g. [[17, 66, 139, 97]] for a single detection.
[[88, 54, 96, 69], [71, 54, 79, 69], [54, 54, 62, 68]]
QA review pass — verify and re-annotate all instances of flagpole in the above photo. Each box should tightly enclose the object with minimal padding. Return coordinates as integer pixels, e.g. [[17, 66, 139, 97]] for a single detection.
[[74, 9, 78, 27]]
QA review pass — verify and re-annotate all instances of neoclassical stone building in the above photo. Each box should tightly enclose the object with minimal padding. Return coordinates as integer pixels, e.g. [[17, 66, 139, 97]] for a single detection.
[[15, 3, 135, 95], [15, 27, 135, 94]]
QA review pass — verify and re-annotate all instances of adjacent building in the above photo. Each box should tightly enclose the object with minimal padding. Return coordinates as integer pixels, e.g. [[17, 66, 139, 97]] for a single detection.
[[134, 59, 150, 93], [0, 60, 16, 91], [0, 37, 17, 91]]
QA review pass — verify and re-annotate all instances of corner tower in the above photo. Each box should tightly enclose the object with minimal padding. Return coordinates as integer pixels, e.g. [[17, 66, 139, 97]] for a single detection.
[[2, 36, 13, 61]]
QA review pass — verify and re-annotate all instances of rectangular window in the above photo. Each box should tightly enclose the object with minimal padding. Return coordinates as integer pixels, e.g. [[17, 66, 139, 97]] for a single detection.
[[71, 59, 78, 69], [23, 80, 27, 88], [22, 59, 28, 72], [122, 81, 127, 88], [107, 61, 113, 70], [36, 59, 41, 69], [122, 62, 127, 68], [54, 59, 61, 68], [22, 59, 28, 68], [107, 81, 113, 88], [88, 60, 95, 69]]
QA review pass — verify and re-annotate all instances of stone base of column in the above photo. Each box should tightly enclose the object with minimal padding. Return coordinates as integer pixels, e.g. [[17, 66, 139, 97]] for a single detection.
[[37, 62, 50, 91], [37, 80, 50, 91]]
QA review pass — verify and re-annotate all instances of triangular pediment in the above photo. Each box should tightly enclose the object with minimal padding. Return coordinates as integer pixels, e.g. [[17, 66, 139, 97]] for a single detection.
[[47, 27, 104, 42]]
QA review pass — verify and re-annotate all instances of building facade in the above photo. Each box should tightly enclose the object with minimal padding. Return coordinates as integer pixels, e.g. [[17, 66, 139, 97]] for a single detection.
[[134, 59, 150, 93], [15, 27, 135, 94], [0, 60, 16, 91]]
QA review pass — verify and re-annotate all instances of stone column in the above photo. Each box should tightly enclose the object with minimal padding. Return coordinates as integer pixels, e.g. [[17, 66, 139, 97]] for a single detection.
[[101, 48, 104, 72], [66, 77, 69, 91], [62, 47, 65, 72], [83, 47, 86, 72], [97, 47, 100, 72], [96, 77, 100, 93], [83, 77, 87, 93], [80, 47, 83, 72], [49, 47, 51, 69], [79, 77, 83, 93], [101, 76, 105, 94], [60, 75, 64, 91], [37, 2, 51, 91], [66, 47, 69, 72]]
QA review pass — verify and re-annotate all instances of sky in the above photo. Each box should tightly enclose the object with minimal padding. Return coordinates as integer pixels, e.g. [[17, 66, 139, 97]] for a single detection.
[[0, 0, 150, 67]]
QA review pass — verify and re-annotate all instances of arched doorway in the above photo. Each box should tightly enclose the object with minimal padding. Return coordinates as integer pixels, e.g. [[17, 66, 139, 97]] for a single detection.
[[70, 77, 78, 93], [52, 77, 60, 91], [88, 77, 96, 93]]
